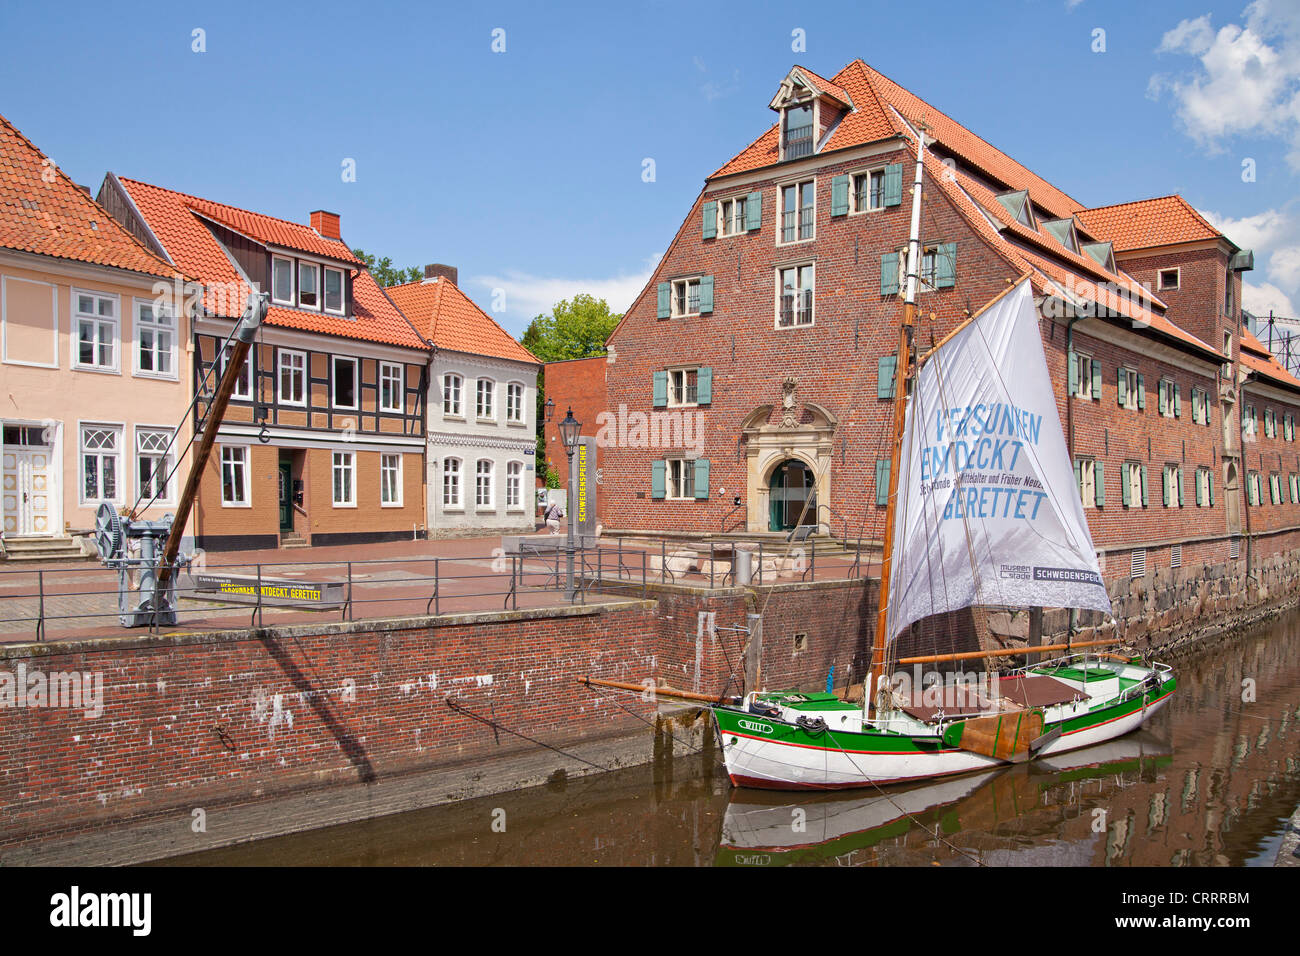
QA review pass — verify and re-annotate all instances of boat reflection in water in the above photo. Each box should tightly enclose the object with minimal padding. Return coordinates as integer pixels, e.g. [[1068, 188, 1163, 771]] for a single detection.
[[716, 732, 1172, 867]]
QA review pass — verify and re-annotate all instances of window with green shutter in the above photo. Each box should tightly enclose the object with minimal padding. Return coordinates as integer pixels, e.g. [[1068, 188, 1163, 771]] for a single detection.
[[651, 460, 666, 499], [1137, 374, 1146, 410], [1140, 464, 1149, 506], [1121, 462, 1132, 507], [1091, 359, 1101, 400], [880, 252, 899, 296], [883, 163, 903, 206], [693, 459, 710, 499], [745, 191, 762, 231], [1095, 461, 1105, 506], [652, 370, 668, 408], [935, 242, 957, 289], [696, 366, 712, 405], [1068, 350, 1078, 395], [698, 275, 714, 314], [875, 459, 891, 506], [878, 356, 897, 399], [830, 175, 849, 216], [702, 200, 717, 240], [656, 282, 670, 319]]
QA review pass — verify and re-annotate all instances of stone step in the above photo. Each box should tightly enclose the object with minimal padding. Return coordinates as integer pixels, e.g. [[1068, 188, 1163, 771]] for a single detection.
[[1, 536, 92, 562]]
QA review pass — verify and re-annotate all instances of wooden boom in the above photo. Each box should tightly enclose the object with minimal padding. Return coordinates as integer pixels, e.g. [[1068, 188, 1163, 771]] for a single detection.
[[156, 294, 268, 590], [896, 638, 1121, 665], [576, 675, 732, 705]]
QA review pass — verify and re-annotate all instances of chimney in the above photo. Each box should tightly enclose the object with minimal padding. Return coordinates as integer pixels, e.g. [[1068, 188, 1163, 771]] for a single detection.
[[423, 263, 458, 285], [310, 210, 341, 240]]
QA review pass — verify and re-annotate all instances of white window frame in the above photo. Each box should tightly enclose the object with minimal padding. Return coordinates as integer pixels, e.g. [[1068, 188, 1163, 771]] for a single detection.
[[1163, 464, 1181, 508], [72, 289, 119, 373], [220, 444, 250, 507], [777, 178, 816, 245], [1244, 404, 1257, 441], [379, 362, 403, 413], [332, 450, 356, 507], [332, 356, 359, 410], [1197, 467, 1212, 507], [380, 452, 403, 507], [670, 277, 702, 318], [1078, 458, 1096, 509], [1125, 461, 1144, 507], [475, 458, 495, 510], [666, 458, 697, 500], [276, 349, 306, 407], [271, 256, 295, 305], [443, 373, 463, 418], [506, 460, 523, 511], [667, 367, 700, 408], [133, 298, 176, 380], [79, 422, 124, 504], [775, 263, 815, 329], [476, 378, 496, 421], [220, 342, 253, 400], [1159, 378, 1176, 419], [1074, 351, 1092, 399], [506, 381, 525, 424], [1158, 267, 1180, 291], [134, 426, 175, 505], [849, 167, 887, 215], [719, 195, 748, 237], [298, 261, 321, 311], [1120, 367, 1140, 411], [323, 266, 345, 315], [442, 457, 463, 510]]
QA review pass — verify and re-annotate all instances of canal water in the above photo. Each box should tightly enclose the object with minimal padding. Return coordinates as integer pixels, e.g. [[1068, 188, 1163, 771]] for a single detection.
[[161, 609, 1300, 867]]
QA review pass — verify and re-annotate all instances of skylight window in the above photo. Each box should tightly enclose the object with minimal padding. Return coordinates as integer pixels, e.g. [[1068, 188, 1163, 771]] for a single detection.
[[993, 189, 1036, 229], [1043, 218, 1080, 254]]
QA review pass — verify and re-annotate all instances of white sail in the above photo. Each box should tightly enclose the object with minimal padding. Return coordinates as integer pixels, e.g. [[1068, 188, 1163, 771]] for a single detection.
[[886, 279, 1111, 642]]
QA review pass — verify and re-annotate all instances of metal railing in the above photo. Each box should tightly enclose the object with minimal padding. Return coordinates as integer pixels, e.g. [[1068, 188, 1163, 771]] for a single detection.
[[0, 538, 871, 644], [783, 126, 814, 159]]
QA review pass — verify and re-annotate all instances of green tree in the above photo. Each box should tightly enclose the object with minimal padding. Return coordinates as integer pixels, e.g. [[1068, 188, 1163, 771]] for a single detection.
[[352, 248, 422, 287], [523, 294, 622, 463]]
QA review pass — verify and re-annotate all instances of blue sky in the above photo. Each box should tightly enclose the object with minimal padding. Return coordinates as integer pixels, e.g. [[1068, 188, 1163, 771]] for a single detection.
[[2, 0, 1298, 331]]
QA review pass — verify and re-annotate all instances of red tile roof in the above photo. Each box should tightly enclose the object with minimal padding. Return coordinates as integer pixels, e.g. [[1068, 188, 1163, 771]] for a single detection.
[[1074, 196, 1225, 253], [711, 60, 1083, 220], [0, 113, 178, 278], [789, 65, 853, 107], [1241, 327, 1300, 391], [387, 278, 538, 366], [117, 175, 424, 349]]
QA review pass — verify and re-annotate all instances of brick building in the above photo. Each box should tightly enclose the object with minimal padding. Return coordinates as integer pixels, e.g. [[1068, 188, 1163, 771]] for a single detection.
[[100, 176, 430, 551], [540, 354, 608, 515], [553, 60, 1300, 585]]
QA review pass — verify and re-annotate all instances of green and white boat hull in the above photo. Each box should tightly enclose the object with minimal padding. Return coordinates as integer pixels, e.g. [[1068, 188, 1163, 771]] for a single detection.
[[713, 657, 1175, 791]]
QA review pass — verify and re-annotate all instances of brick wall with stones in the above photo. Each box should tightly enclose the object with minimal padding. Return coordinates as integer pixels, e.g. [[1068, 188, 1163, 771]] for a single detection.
[[0, 601, 662, 848]]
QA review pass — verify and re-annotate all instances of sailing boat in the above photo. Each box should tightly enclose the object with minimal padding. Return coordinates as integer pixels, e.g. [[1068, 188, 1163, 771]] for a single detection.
[[708, 125, 1176, 790]]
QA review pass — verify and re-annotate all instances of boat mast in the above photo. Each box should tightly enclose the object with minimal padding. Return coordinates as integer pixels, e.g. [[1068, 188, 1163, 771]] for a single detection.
[[868, 119, 928, 714]]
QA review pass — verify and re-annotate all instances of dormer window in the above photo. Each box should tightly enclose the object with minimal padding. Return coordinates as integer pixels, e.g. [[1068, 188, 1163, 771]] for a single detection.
[[324, 266, 345, 314], [299, 262, 319, 310], [993, 190, 1036, 229], [783, 103, 814, 160], [1043, 218, 1081, 254], [272, 256, 294, 304]]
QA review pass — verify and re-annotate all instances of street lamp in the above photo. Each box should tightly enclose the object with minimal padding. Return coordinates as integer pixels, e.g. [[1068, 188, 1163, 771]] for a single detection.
[[543, 397, 555, 423], [558, 407, 581, 600]]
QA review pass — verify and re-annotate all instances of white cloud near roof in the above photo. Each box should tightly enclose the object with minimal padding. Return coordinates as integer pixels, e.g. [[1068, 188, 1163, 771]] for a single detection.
[[469, 254, 661, 325], [1243, 280, 1296, 318], [1149, 1, 1300, 167], [1201, 204, 1300, 316]]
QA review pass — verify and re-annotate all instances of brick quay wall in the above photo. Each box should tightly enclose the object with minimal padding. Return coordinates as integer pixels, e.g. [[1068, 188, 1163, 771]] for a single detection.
[[4, 532, 1299, 858]]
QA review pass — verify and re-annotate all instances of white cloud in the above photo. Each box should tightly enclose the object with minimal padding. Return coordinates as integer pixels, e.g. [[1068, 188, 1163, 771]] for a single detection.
[[1199, 205, 1295, 253], [1243, 280, 1296, 317], [1200, 203, 1300, 316], [469, 254, 660, 325], [1150, 1, 1300, 166]]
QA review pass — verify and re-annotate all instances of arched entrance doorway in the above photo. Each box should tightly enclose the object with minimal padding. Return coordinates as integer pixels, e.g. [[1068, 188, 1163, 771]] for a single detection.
[[768, 458, 817, 531]]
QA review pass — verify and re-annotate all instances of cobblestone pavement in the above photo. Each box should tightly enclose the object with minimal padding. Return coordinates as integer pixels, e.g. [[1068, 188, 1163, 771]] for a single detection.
[[0, 532, 868, 644]]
